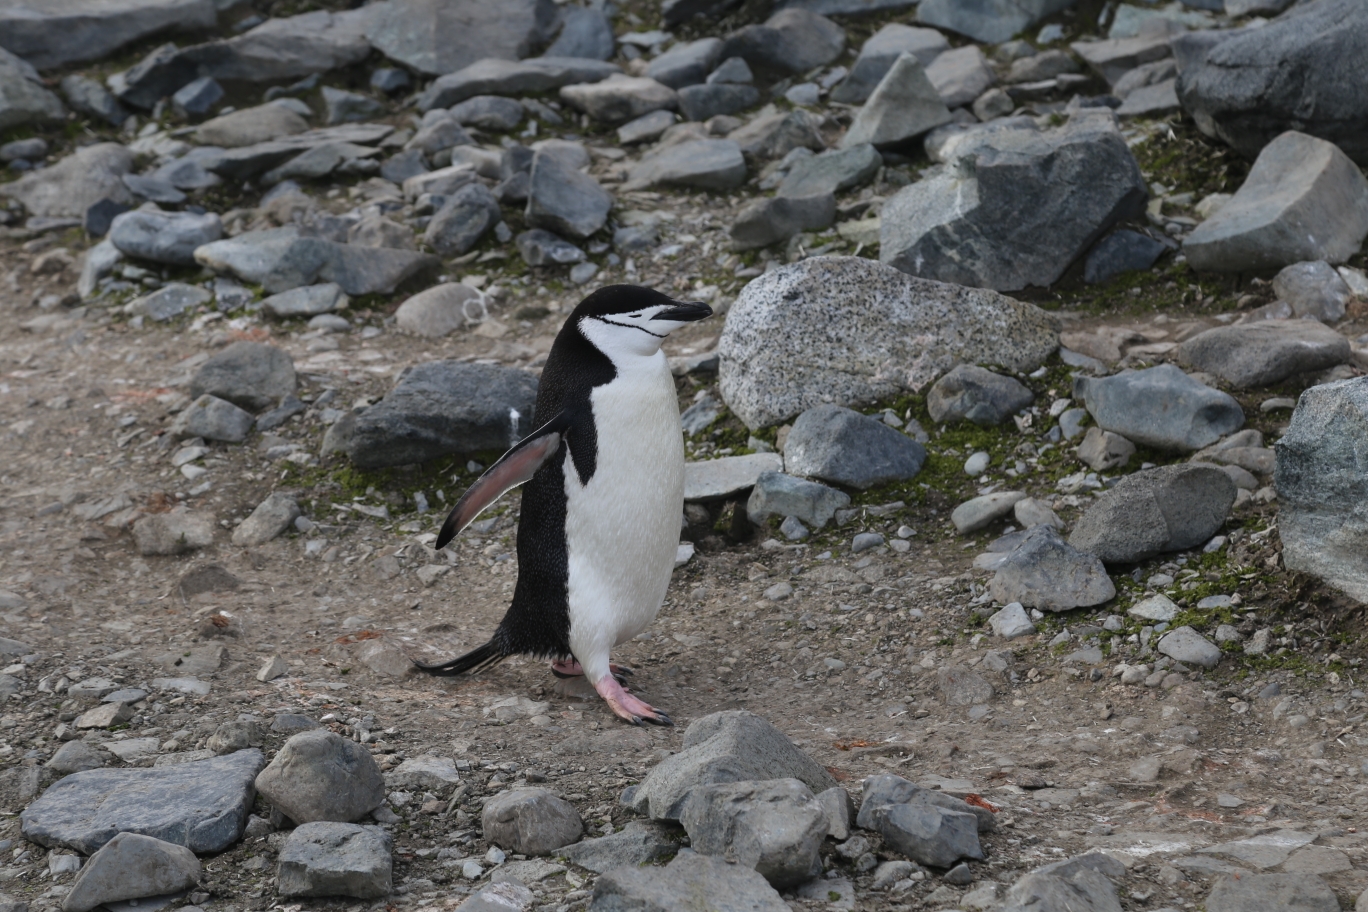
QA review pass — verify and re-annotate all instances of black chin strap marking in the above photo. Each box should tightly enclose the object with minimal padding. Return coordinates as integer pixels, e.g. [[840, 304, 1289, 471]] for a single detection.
[[598, 316, 665, 338]]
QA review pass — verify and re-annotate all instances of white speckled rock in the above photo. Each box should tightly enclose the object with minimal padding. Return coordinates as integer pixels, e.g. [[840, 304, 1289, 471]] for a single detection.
[[718, 256, 1057, 430]]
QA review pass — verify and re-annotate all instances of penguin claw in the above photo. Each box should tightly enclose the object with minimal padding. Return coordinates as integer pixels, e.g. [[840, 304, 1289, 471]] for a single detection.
[[592, 675, 671, 728]]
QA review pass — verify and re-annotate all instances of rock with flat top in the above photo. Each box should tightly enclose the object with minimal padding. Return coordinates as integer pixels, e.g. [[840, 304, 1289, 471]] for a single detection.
[[191, 341, 297, 413], [832, 23, 948, 104], [1177, 321, 1350, 389], [627, 139, 746, 190], [720, 9, 846, 75], [784, 405, 925, 489], [989, 525, 1116, 611], [277, 822, 392, 899], [255, 730, 385, 824], [1070, 463, 1237, 563], [841, 54, 951, 149], [591, 852, 789, 912], [680, 778, 826, 888], [418, 57, 620, 111], [61, 833, 199, 912], [560, 75, 677, 125], [364, 0, 560, 77], [1, 143, 133, 219], [919, 0, 1076, 44], [1074, 364, 1243, 452], [482, 789, 582, 855]]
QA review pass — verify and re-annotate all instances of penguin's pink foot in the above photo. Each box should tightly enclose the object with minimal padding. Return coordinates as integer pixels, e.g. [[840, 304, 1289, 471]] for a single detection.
[[551, 660, 631, 682], [593, 674, 672, 727]]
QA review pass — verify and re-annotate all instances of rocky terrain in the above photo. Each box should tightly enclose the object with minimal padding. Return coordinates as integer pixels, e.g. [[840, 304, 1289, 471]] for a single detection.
[[1, 0, 1368, 910]]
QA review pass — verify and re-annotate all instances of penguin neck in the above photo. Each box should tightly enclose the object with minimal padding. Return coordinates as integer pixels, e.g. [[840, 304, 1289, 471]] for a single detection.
[[576, 315, 667, 370]]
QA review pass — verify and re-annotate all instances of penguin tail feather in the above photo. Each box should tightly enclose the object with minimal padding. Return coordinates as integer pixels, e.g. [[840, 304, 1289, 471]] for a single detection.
[[412, 639, 506, 677]]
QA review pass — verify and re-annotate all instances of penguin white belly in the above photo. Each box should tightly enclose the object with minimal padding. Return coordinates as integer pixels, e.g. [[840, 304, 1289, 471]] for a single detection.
[[562, 353, 683, 676]]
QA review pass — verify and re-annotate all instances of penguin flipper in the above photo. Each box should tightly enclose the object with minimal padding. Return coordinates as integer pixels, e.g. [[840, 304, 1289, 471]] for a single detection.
[[435, 410, 575, 549]]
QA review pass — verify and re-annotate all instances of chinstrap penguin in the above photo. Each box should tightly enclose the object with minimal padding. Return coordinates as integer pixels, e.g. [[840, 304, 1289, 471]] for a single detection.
[[413, 284, 712, 725]]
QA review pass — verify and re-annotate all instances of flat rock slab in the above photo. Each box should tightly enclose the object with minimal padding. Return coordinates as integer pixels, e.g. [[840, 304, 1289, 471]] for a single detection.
[[194, 227, 439, 296], [418, 57, 620, 110], [364, 0, 558, 77], [20, 749, 264, 855], [918, 0, 1074, 44], [1204, 872, 1338, 912], [559, 821, 679, 873], [626, 139, 746, 191], [1177, 320, 1349, 389], [685, 453, 783, 501], [277, 822, 393, 899], [718, 256, 1057, 430], [62, 832, 199, 912], [591, 850, 789, 912]]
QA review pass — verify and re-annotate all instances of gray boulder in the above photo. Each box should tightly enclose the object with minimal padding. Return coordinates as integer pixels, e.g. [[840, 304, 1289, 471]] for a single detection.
[[277, 822, 392, 899], [1157, 626, 1222, 669], [1275, 377, 1368, 603], [168, 395, 254, 444], [0, 0, 216, 70], [560, 821, 678, 873], [195, 228, 439, 296], [1069, 464, 1237, 563], [321, 87, 383, 125], [364, 0, 559, 76], [1203, 872, 1339, 912], [730, 193, 835, 250], [1183, 131, 1368, 272], [1084, 229, 1167, 284], [482, 788, 582, 856], [254, 731, 385, 824], [424, 183, 502, 257], [831, 23, 948, 105], [0, 47, 65, 131], [927, 364, 1033, 426], [526, 150, 612, 240], [194, 104, 310, 148], [344, 361, 538, 469], [395, 283, 483, 337], [925, 45, 996, 109], [125, 283, 212, 322], [718, 256, 1058, 430], [232, 494, 300, 547], [1176, 321, 1350, 389], [841, 54, 951, 149], [591, 852, 788, 912], [0, 143, 133, 219], [47, 742, 108, 775], [1271, 260, 1353, 322], [988, 525, 1116, 611], [1075, 427, 1135, 470], [560, 74, 677, 125], [778, 144, 881, 198], [61, 74, 129, 127], [728, 109, 825, 160], [953, 491, 1026, 534], [262, 283, 348, 318], [19, 750, 264, 854], [746, 471, 850, 529], [1177, 0, 1368, 164], [678, 83, 761, 122], [629, 711, 837, 821], [516, 229, 586, 266], [1001, 854, 1125, 912], [62, 833, 199, 912], [626, 139, 746, 191], [720, 9, 846, 75], [190, 341, 297, 413], [450, 95, 524, 131], [919, 0, 1076, 44], [546, 7, 615, 61], [1073, 364, 1243, 451], [647, 38, 724, 89], [857, 775, 990, 866], [881, 110, 1147, 291], [418, 57, 620, 110], [680, 779, 826, 888], [784, 405, 925, 490]]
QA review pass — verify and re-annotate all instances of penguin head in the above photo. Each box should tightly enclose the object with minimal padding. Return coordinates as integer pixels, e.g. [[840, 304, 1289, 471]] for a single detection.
[[572, 284, 713, 361]]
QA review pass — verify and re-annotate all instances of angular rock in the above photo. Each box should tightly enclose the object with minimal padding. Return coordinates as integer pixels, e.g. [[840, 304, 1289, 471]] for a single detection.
[[1072, 32, 1173, 88], [1271, 260, 1353, 322], [680, 779, 826, 888], [195, 228, 439, 296], [1, 143, 133, 219], [450, 95, 524, 131], [0, 47, 65, 131], [953, 491, 1027, 534], [395, 283, 483, 337], [1204, 872, 1338, 912], [842, 54, 951, 149], [1177, 0, 1368, 164], [191, 341, 296, 413], [647, 38, 724, 89], [171, 76, 222, 118], [1275, 377, 1368, 602], [365, 0, 558, 76], [881, 110, 1148, 291], [526, 151, 611, 240], [784, 405, 925, 489], [989, 525, 1116, 610], [728, 109, 825, 160], [626, 139, 746, 191], [1070, 464, 1237, 563], [47, 742, 108, 775], [778, 144, 881, 198], [730, 193, 835, 251], [424, 182, 502, 256], [685, 453, 784, 501], [547, 7, 615, 60], [1074, 364, 1243, 451], [919, 0, 1076, 44], [719, 256, 1058, 429], [1117, 79, 1180, 117], [418, 57, 620, 111], [385, 756, 460, 792], [630, 711, 837, 821], [1157, 626, 1222, 669], [262, 283, 348, 318], [20, 750, 264, 854], [169, 395, 254, 444], [678, 83, 761, 122], [560, 821, 678, 873], [255, 730, 385, 824], [195, 104, 310, 148], [516, 229, 586, 266], [277, 822, 392, 899], [618, 109, 678, 145], [232, 494, 300, 547], [1084, 229, 1167, 284], [832, 23, 949, 105], [0, 0, 216, 71], [1183, 132, 1368, 272], [926, 45, 995, 109], [345, 361, 538, 470], [560, 74, 677, 125], [1002, 855, 1124, 912], [857, 775, 989, 865], [482, 788, 582, 856], [989, 603, 1036, 639], [62, 75, 129, 127], [126, 283, 211, 322], [1075, 426, 1135, 470], [746, 471, 850, 529], [405, 117, 473, 158], [322, 87, 384, 125], [1177, 321, 1350, 389], [132, 510, 215, 556], [720, 9, 846, 76], [591, 852, 788, 912], [928, 365, 1033, 427], [62, 833, 199, 912], [207, 721, 266, 756]]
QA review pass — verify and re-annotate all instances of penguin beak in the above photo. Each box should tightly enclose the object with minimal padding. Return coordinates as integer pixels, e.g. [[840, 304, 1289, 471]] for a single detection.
[[655, 301, 713, 323]]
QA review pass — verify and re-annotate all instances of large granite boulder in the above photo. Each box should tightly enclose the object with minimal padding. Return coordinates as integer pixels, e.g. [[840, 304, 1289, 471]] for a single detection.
[[718, 256, 1058, 429]]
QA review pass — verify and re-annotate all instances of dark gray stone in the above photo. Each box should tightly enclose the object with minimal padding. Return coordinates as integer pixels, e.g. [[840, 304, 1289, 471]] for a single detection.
[[322, 86, 384, 125], [125, 283, 211, 322], [678, 83, 760, 122], [680, 779, 826, 888], [255, 730, 385, 824], [1177, 0, 1368, 164], [516, 229, 586, 266], [365, 0, 559, 76], [1275, 377, 1368, 603], [784, 405, 926, 489], [19, 750, 264, 855], [730, 193, 835, 251], [345, 361, 539, 469], [122, 173, 186, 205], [591, 851, 788, 912], [1069, 463, 1238, 563], [927, 364, 1033, 427], [617, 109, 678, 145], [546, 7, 615, 61], [841, 53, 951, 149], [832, 22, 948, 104], [1, 142, 133, 219], [0, 0, 217, 71], [1204, 873, 1338, 912], [61, 74, 129, 127], [62, 832, 200, 912], [1176, 321, 1350, 389], [190, 341, 297, 413], [405, 116, 473, 157], [423, 183, 502, 257], [1001, 855, 1123, 912], [630, 711, 837, 821], [919, 0, 1076, 44], [778, 144, 880, 198], [708, 57, 754, 85], [560, 74, 677, 125], [371, 68, 411, 94], [857, 774, 995, 834], [418, 57, 620, 111], [720, 9, 846, 76], [482, 788, 582, 856], [107, 209, 220, 267], [879, 803, 983, 868], [1183, 131, 1368, 272], [1073, 364, 1243, 452], [746, 471, 850, 529], [277, 822, 393, 899], [988, 525, 1116, 611], [451, 95, 525, 131], [168, 395, 254, 444], [647, 38, 724, 89], [171, 76, 222, 118], [728, 109, 826, 160], [0, 51, 64, 132], [46, 741, 108, 775], [881, 110, 1147, 292], [626, 139, 746, 191], [560, 821, 678, 873], [1084, 229, 1167, 284], [195, 228, 439, 296], [526, 151, 612, 240]]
